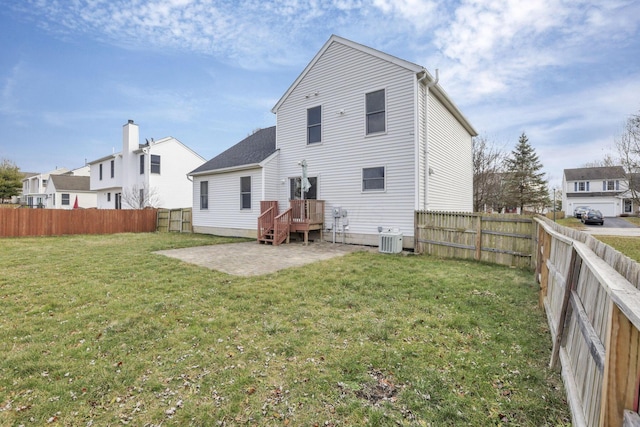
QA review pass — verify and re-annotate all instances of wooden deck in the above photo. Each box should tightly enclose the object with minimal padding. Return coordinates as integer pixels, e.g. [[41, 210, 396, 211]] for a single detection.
[[257, 200, 324, 245]]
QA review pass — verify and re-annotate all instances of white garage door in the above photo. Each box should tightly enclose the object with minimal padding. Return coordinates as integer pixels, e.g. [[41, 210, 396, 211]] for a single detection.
[[587, 202, 615, 217]]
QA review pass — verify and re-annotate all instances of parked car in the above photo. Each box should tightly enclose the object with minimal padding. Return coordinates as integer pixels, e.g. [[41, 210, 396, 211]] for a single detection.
[[574, 206, 590, 218], [581, 209, 604, 225]]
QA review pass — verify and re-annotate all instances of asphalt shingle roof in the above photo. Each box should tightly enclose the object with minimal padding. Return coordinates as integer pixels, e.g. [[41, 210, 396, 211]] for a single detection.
[[564, 166, 626, 181], [190, 126, 276, 175], [50, 175, 91, 192]]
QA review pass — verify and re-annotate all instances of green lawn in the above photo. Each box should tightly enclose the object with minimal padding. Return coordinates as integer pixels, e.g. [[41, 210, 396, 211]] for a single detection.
[[0, 233, 569, 426]]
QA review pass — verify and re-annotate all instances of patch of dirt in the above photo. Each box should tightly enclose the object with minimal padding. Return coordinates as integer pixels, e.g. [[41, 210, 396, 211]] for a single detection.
[[353, 369, 402, 405]]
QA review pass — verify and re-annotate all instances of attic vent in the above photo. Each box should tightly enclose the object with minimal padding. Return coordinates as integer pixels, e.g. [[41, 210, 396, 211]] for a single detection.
[[379, 229, 403, 254]]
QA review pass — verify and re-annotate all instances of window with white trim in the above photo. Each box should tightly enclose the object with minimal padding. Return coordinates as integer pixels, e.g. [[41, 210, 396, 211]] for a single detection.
[[110, 160, 115, 178], [603, 180, 619, 191], [61, 193, 70, 205], [362, 167, 385, 191], [140, 155, 145, 174], [200, 181, 209, 210], [574, 181, 589, 192], [365, 89, 386, 134], [240, 176, 251, 210], [151, 155, 161, 174], [307, 106, 321, 144], [289, 177, 317, 200]]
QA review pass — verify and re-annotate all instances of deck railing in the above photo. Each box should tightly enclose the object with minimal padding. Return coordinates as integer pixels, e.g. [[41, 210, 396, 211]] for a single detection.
[[290, 199, 325, 224], [273, 208, 292, 246], [257, 206, 276, 241]]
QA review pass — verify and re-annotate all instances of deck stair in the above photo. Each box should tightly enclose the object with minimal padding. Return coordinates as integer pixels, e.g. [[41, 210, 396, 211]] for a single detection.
[[257, 200, 324, 245]]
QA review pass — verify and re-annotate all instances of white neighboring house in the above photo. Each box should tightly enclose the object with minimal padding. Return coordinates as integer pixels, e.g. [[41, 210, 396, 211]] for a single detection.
[[22, 167, 71, 208], [190, 36, 476, 248], [45, 173, 97, 209], [22, 166, 92, 208], [562, 166, 630, 217], [88, 120, 205, 209]]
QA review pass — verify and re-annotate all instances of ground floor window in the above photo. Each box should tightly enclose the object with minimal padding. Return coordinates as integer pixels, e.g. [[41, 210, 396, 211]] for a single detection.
[[289, 176, 317, 200], [200, 181, 209, 209], [240, 176, 251, 210], [61, 193, 70, 205], [362, 166, 385, 191]]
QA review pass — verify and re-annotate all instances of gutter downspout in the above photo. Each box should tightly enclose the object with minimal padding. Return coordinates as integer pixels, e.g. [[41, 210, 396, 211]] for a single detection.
[[417, 68, 438, 210]]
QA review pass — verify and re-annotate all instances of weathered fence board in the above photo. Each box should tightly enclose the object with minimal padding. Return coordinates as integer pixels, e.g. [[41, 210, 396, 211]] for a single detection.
[[0, 208, 157, 237], [156, 208, 192, 233], [415, 211, 534, 269], [535, 216, 640, 427]]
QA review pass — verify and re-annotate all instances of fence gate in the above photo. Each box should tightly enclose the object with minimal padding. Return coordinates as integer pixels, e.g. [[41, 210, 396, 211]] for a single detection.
[[157, 208, 192, 233]]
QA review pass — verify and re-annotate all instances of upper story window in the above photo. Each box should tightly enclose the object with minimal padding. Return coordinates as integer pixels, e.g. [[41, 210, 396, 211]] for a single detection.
[[151, 155, 161, 174], [363, 166, 385, 191], [603, 180, 619, 191], [366, 89, 386, 135], [99, 164, 103, 180], [200, 181, 209, 210], [307, 106, 322, 144], [140, 155, 145, 174], [110, 160, 115, 178], [240, 176, 251, 210], [574, 181, 589, 192]]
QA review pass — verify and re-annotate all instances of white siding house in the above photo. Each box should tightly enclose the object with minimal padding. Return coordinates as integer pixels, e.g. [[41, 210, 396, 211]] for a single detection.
[[190, 35, 476, 248], [88, 120, 205, 209], [562, 166, 630, 217], [45, 173, 97, 209]]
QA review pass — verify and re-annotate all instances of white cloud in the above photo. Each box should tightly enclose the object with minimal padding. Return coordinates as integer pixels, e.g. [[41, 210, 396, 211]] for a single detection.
[[430, 0, 640, 102]]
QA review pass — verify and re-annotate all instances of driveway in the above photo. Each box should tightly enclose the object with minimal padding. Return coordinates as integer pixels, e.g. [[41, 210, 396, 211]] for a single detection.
[[581, 217, 640, 236], [155, 241, 377, 276]]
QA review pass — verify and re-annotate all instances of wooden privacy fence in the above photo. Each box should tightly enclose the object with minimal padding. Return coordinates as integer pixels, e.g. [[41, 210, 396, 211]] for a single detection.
[[535, 216, 640, 427], [157, 208, 192, 233], [414, 211, 534, 269], [0, 208, 157, 237]]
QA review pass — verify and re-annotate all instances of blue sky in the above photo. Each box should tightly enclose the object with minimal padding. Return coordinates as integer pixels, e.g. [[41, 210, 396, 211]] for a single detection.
[[1, 0, 639, 189]]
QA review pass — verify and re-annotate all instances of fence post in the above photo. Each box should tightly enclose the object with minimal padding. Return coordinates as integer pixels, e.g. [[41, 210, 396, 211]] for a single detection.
[[475, 214, 482, 261], [600, 303, 640, 427]]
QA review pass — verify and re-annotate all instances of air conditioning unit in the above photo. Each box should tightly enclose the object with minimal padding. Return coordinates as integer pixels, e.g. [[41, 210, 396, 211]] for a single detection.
[[379, 229, 403, 254]]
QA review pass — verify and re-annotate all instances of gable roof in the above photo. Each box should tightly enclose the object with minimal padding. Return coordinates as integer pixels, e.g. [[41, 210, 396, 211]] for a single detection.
[[189, 126, 277, 175], [272, 35, 422, 114], [564, 166, 626, 181], [270, 35, 476, 136], [50, 175, 91, 192]]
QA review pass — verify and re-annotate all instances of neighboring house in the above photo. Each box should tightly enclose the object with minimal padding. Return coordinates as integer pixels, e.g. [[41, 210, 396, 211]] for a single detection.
[[189, 35, 477, 248], [44, 174, 96, 209], [88, 120, 205, 209], [562, 166, 630, 217], [13, 172, 38, 204], [22, 167, 71, 208], [22, 166, 92, 208]]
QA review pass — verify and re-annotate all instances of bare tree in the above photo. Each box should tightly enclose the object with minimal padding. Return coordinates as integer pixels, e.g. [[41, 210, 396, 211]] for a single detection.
[[473, 135, 506, 212], [121, 183, 161, 209], [582, 153, 617, 168], [615, 111, 640, 210]]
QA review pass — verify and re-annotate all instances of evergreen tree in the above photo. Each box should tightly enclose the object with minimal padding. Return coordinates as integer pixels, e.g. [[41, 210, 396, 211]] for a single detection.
[[0, 159, 23, 203], [503, 133, 549, 214]]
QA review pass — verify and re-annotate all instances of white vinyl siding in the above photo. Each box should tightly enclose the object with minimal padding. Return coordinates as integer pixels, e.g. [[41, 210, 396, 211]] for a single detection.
[[425, 92, 473, 212], [191, 168, 263, 232], [274, 40, 417, 240], [146, 139, 205, 209]]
